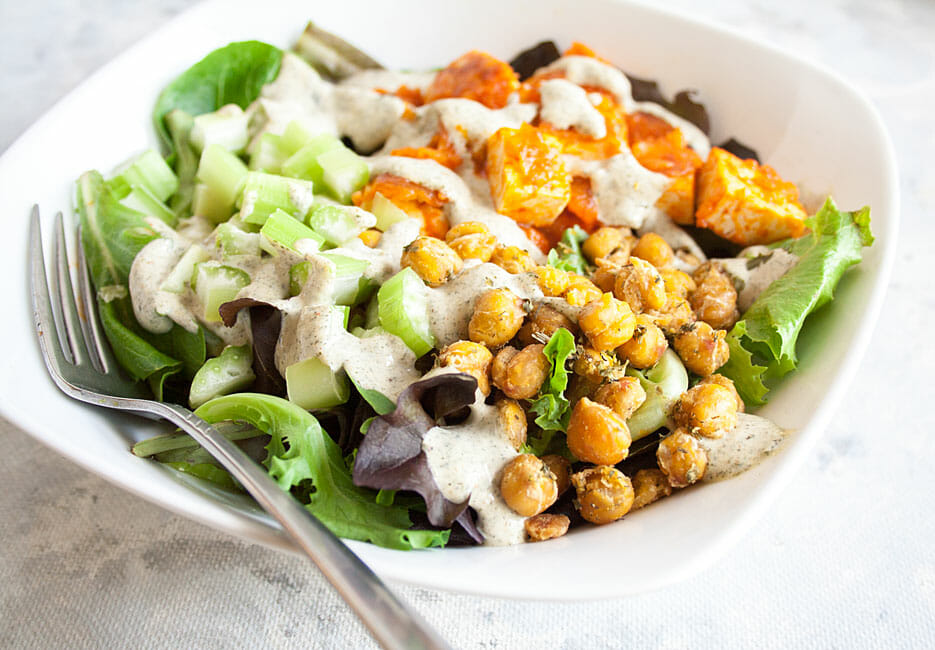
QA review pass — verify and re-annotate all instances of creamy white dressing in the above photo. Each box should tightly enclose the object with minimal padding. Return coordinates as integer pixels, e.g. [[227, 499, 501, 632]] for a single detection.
[[717, 247, 799, 311], [128, 237, 185, 334], [333, 86, 407, 153], [698, 413, 790, 482], [340, 69, 436, 93], [422, 386, 527, 546], [569, 152, 670, 228], [539, 78, 606, 138]]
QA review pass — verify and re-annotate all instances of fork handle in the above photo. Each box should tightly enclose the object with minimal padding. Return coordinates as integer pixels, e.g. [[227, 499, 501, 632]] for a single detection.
[[152, 402, 449, 650]]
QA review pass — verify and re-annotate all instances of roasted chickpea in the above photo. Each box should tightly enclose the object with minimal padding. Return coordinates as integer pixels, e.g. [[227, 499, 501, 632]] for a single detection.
[[535, 265, 571, 297], [659, 268, 696, 299], [582, 227, 629, 262], [445, 221, 497, 262], [673, 383, 739, 438], [578, 293, 637, 352], [591, 262, 618, 293], [566, 397, 631, 465], [647, 296, 696, 336], [630, 468, 672, 510], [676, 250, 701, 268], [698, 373, 745, 413], [401, 236, 463, 287], [613, 257, 667, 313], [517, 304, 577, 346], [490, 245, 536, 274], [468, 288, 526, 347], [438, 340, 493, 395], [541, 454, 572, 496], [594, 376, 646, 420], [617, 314, 668, 369], [496, 398, 528, 450], [358, 228, 381, 248], [572, 466, 635, 525], [572, 346, 619, 384], [631, 232, 675, 269], [657, 429, 708, 487], [525, 513, 570, 541], [690, 262, 740, 330], [604, 246, 634, 268], [491, 344, 550, 399], [672, 321, 730, 377], [500, 454, 558, 517], [564, 274, 603, 307]]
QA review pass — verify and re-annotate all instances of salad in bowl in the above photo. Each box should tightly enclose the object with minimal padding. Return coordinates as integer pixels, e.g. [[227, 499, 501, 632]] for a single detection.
[[76, 24, 873, 550]]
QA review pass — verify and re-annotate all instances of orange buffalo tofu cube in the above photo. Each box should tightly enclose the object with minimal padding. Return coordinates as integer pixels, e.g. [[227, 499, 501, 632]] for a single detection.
[[627, 112, 703, 225], [353, 173, 450, 239], [695, 147, 808, 245], [486, 123, 571, 227], [424, 51, 520, 109]]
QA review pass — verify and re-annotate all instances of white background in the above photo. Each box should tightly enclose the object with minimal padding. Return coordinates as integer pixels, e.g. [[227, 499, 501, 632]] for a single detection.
[[1, 0, 933, 647]]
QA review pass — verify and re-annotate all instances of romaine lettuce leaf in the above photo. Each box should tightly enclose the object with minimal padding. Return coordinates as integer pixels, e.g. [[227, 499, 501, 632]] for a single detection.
[[722, 198, 873, 405], [546, 226, 589, 275], [526, 328, 576, 454]]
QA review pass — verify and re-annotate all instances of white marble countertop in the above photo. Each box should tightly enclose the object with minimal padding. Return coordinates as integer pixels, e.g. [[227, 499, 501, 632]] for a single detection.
[[2, 1, 933, 647]]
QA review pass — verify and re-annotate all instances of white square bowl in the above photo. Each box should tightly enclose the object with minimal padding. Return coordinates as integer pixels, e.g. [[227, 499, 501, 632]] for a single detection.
[[0, 0, 898, 599]]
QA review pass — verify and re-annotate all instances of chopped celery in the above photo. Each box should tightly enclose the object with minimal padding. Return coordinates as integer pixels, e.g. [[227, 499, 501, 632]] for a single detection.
[[285, 357, 350, 410], [194, 144, 248, 221], [120, 184, 177, 227], [259, 209, 326, 255], [352, 325, 388, 338], [238, 171, 315, 226], [188, 345, 255, 408], [190, 104, 249, 154], [114, 150, 179, 203], [191, 261, 250, 323], [318, 147, 369, 204], [281, 120, 326, 154], [290, 253, 372, 304], [626, 349, 689, 440], [280, 134, 344, 186], [371, 192, 410, 231], [249, 133, 289, 173], [365, 296, 380, 328], [165, 109, 198, 218], [378, 267, 435, 357], [160, 244, 210, 293], [306, 204, 375, 246], [215, 222, 261, 258]]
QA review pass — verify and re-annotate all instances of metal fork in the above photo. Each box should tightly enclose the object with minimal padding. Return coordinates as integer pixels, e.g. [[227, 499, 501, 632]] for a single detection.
[[29, 206, 449, 650]]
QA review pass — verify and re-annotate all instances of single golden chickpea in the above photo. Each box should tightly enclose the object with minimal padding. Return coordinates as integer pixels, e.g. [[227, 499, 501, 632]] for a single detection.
[[525, 513, 570, 541], [572, 466, 635, 525], [438, 340, 493, 395], [564, 274, 603, 307], [591, 262, 618, 293], [500, 454, 559, 517], [468, 288, 526, 347], [659, 268, 696, 299], [672, 321, 730, 377], [496, 398, 528, 450], [566, 397, 631, 465], [657, 429, 708, 487], [572, 346, 618, 384], [516, 304, 577, 346], [698, 373, 745, 413], [490, 245, 536, 274], [593, 376, 646, 420], [647, 295, 696, 336], [535, 265, 571, 297], [613, 257, 667, 313], [578, 293, 637, 352], [400, 236, 463, 287], [617, 314, 668, 369], [491, 343, 550, 400], [541, 454, 572, 496], [582, 227, 629, 262], [690, 262, 740, 331], [672, 383, 739, 438], [445, 221, 497, 262], [630, 468, 673, 510], [631, 232, 675, 269]]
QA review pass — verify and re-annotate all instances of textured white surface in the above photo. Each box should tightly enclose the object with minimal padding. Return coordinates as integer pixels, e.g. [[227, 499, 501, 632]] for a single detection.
[[1, 0, 933, 648]]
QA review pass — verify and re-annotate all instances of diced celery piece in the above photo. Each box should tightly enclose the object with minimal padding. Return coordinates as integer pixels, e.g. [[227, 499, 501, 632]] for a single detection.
[[378, 267, 435, 357], [290, 253, 371, 304], [371, 191, 410, 231], [160, 244, 210, 293], [281, 121, 329, 154], [249, 133, 289, 173], [194, 144, 249, 222], [188, 345, 256, 408], [215, 222, 261, 258], [115, 150, 179, 203], [239, 172, 315, 226], [285, 357, 350, 410], [306, 204, 374, 246], [190, 105, 249, 154], [120, 184, 177, 226], [165, 109, 198, 218], [352, 325, 388, 339], [191, 262, 251, 323], [280, 134, 344, 186], [260, 209, 326, 256], [365, 296, 380, 329], [318, 147, 370, 204]]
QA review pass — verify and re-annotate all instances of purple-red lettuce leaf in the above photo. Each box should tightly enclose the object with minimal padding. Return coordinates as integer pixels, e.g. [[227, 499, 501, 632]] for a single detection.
[[219, 298, 285, 396]]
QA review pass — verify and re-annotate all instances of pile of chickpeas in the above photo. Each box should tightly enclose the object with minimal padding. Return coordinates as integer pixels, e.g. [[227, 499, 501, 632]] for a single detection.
[[399, 221, 745, 543]]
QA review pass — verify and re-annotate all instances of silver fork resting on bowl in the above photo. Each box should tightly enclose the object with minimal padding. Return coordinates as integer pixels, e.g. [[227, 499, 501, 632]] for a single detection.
[[29, 206, 449, 650]]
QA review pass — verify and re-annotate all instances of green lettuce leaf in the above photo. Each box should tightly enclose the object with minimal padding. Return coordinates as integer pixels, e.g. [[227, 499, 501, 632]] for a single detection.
[[722, 198, 873, 404], [546, 226, 589, 275], [526, 328, 576, 454], [195, 393, 448, 550], [153, 41, 283, 153]]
